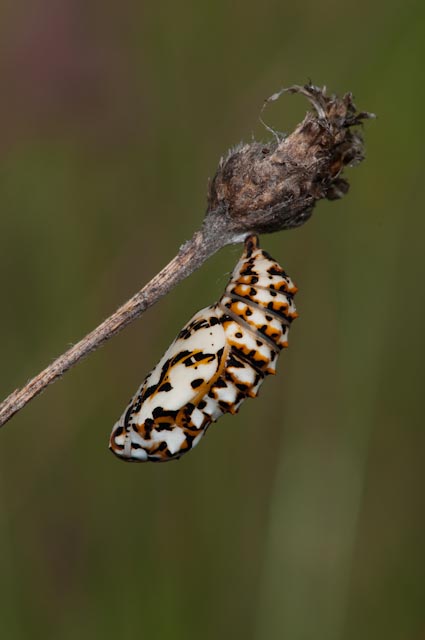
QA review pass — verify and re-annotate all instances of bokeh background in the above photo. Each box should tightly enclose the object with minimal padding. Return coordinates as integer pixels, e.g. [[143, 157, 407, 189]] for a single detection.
[[0, 2, 424, 639]]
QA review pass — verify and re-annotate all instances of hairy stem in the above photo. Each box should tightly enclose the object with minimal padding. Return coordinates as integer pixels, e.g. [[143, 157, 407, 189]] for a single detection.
[[0, 222, 232, 428]]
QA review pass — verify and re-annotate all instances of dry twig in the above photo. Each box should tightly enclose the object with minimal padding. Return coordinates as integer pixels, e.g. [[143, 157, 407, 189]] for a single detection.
[[0, 84, 373, 428]]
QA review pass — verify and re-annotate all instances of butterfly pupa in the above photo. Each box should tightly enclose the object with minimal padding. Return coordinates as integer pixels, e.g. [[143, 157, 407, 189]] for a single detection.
[[109, 235, 298, 462]]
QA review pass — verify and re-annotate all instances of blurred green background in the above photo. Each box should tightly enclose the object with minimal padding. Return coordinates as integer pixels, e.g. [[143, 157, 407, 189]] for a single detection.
[[0, 1, 424, 639]]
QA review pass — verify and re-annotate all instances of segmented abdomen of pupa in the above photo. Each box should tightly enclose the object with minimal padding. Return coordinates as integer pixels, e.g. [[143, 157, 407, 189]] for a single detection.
[[109, 235, 298, 462]]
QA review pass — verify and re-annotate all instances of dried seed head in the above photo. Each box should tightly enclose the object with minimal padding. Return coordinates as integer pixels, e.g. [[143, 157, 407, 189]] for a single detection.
[[206, 84, 374, 237]]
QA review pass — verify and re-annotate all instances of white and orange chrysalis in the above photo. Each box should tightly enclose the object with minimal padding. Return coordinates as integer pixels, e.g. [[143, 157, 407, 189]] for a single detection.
[[109, 235, 298, 462]]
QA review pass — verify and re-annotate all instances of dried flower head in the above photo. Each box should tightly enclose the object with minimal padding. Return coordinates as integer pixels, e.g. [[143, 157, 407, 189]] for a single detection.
[[206, 84, 374, 238]]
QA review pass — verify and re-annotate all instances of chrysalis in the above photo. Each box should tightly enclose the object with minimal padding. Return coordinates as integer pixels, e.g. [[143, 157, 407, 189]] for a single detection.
[[109, 235, 298, 462]]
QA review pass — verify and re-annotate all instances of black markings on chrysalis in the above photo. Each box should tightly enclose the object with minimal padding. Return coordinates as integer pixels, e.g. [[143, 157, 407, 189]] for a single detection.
[[109, 235, 298, 463]]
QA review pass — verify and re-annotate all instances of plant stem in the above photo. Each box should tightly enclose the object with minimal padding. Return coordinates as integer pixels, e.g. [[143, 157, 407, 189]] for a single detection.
[[0, 224, 230, 428]]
